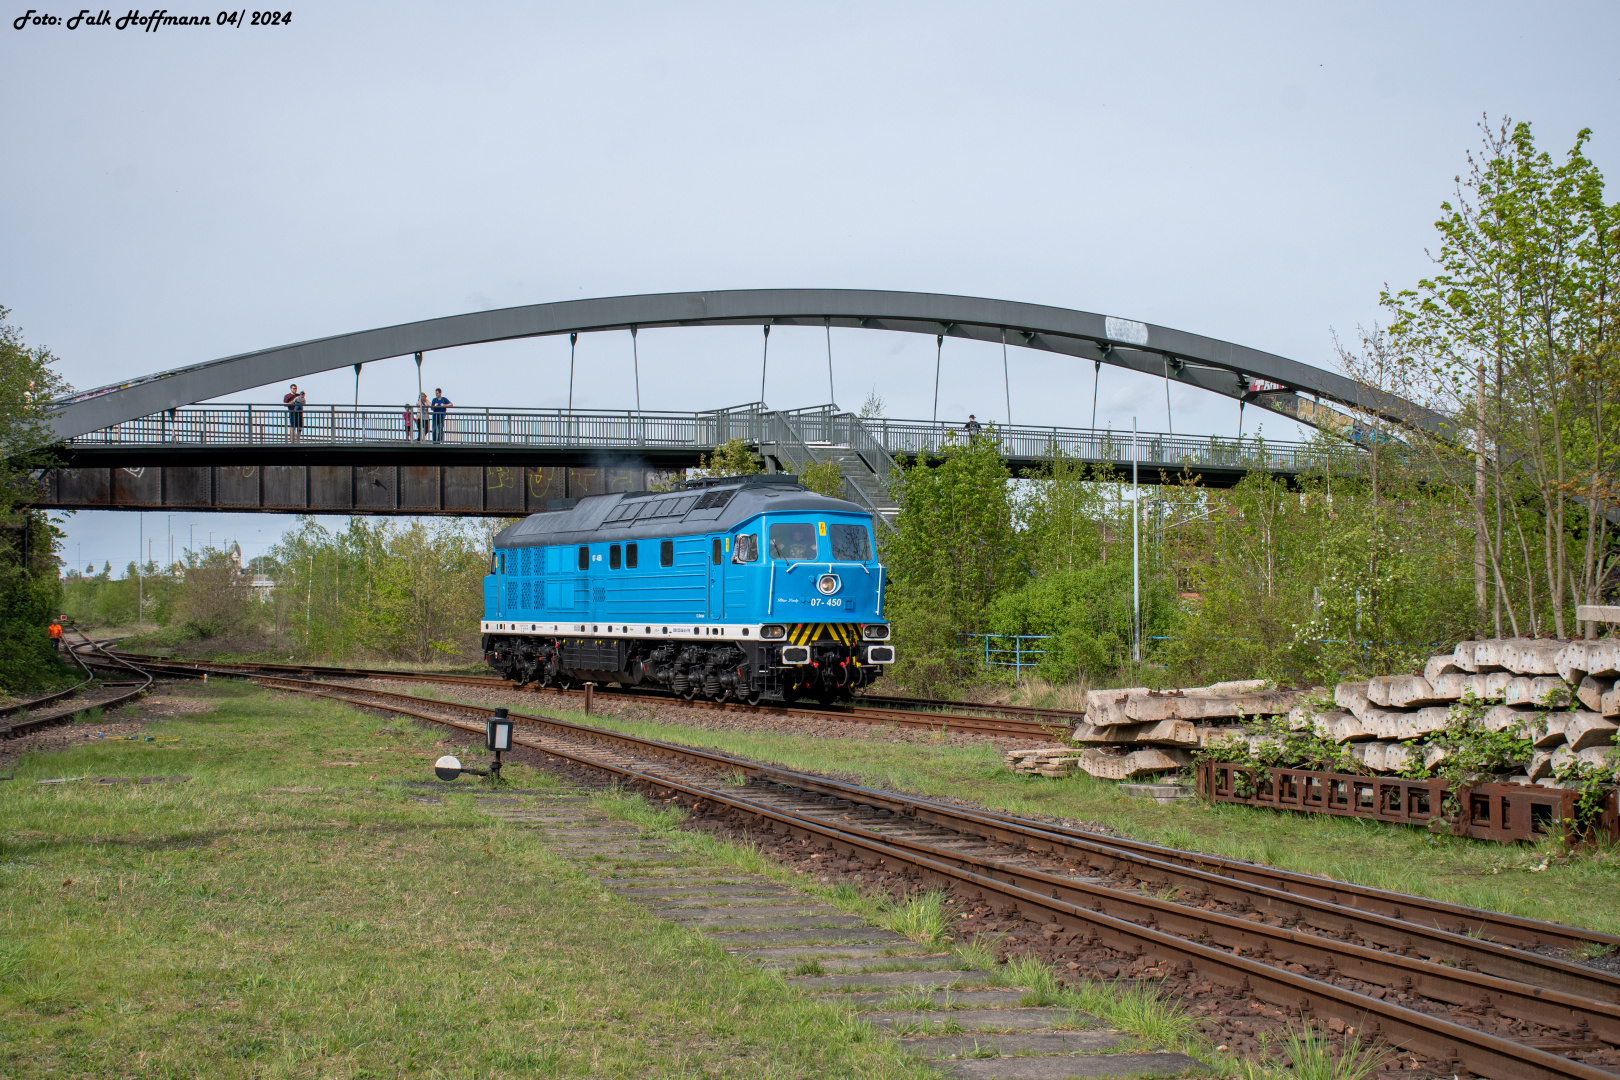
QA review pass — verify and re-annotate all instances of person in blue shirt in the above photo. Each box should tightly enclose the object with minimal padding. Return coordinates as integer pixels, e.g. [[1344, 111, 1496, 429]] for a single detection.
[[430, 389, 452, 443]]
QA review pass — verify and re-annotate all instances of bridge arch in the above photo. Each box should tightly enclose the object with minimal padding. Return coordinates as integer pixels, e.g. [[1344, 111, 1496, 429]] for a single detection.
[[50, 288, 1442, 441]]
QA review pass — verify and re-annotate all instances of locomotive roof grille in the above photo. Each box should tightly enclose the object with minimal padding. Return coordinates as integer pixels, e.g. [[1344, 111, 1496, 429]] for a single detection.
[[493, 478, 871, 550]]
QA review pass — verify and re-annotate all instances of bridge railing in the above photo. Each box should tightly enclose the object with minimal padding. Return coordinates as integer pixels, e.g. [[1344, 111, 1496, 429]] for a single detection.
[[781, 407, 1337, 475], [858, 417, 1331, 473], [67, 402, 771, 449], [781, 405, 902, 479], [68, 401, 1350, 476]]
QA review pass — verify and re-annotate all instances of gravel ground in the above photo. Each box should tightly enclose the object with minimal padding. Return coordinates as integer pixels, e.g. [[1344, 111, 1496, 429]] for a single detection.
[[0, 684, 214, 776], [692, 813, 1618, 1080]]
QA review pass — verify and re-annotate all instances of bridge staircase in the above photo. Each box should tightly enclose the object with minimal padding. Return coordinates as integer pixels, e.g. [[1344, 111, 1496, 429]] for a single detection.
[[760, 406, 900, 529]]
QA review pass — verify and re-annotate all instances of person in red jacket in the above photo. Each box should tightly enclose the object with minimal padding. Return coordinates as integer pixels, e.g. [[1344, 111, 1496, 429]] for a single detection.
[[48, 620, 63, 652]]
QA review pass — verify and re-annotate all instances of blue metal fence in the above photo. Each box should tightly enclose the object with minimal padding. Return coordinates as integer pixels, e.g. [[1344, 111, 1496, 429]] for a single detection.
[[959, 634, 1052, 678]]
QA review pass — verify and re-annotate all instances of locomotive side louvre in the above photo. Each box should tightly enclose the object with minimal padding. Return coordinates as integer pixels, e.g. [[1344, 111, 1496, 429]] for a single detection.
[[479, 476, 893, 703]]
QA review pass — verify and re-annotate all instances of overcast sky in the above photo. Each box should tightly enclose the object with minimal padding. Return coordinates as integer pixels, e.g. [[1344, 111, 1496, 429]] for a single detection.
[[5, 1, 1618, 573]]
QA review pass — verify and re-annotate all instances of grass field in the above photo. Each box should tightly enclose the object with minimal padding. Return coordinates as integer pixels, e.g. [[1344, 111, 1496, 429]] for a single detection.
[[11, 680, 1596, 1078], [0, 684, 941, 1079], [429, 693, 1620, 939]]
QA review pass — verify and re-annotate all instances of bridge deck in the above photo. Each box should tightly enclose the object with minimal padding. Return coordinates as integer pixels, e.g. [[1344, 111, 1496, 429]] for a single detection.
[[37, 403, 1352, 516]]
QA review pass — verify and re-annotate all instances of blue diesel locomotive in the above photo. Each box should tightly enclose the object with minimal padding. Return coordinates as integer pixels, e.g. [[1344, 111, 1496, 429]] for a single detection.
[[481, 474, 895, 703]]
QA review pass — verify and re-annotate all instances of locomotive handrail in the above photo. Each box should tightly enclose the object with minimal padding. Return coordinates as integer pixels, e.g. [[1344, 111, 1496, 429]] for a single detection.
[[781, 560, 873, 575]]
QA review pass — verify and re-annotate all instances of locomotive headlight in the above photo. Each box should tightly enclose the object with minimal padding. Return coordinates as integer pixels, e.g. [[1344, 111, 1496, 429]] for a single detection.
[[760, 624, 787, 640], [816, 574, 841, 595], [861, 623, 890, 641]]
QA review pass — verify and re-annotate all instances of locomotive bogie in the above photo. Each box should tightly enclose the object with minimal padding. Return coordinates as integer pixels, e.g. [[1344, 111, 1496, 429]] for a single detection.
[[480, 475, 894, 703]]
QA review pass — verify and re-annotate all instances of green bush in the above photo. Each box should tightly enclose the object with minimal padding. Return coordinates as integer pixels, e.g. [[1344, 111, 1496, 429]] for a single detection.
[[985, 561, 1174, 681]]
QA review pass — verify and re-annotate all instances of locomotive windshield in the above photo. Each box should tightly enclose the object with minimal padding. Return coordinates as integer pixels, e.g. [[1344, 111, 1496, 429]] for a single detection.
[[768, 522, 817, 560], [828, 523, 871, 561]]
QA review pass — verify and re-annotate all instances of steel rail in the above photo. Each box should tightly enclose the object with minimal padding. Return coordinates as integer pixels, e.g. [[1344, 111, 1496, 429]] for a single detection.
[[3, 635, 170, 738], [231, 672, 1617, 1080], [984, 804, 1620, 952], [739, 782, 1620, 1046], [862, 691, 1083, 724], [148, 652, 1615, 956], [266, 673, 1620, 999], [753, 768, 1620, 961], [113, 653, 1064, 738], [147, 652, 1616, 953], [1, 638, 97, 721], [241, 674, 1619, 990]]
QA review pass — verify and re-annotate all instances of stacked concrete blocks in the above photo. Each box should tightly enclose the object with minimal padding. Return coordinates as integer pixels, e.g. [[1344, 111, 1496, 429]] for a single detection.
[[1057, 679, 1303, 782], [1287, 638, 1619, 786]]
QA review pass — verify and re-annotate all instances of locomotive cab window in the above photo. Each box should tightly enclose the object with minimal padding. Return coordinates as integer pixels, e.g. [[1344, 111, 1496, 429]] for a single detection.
[[609, 544, 621, 570], [768, 522, 818, 560], [491, 553, 499, 574], [577, 546, 588, 571], [626, 543, 638, 569], [498, 553, 505, 574], [731, 533, 759, 563], [660, 540, 674, 567], [712, 538, 724, 565], [829, 523, 872, 561]]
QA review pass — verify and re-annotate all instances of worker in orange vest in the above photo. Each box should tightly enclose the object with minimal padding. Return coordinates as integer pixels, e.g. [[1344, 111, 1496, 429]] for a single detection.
[[48, 620, 63, 652]]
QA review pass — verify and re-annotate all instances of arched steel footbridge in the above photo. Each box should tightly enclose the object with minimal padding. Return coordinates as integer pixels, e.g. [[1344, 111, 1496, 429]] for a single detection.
[[41, 289, 1436, 520]]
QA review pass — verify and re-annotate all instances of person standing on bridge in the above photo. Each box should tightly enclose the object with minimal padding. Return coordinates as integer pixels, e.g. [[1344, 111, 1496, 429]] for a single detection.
[[963, 414, 982, 439], [416, 391, 430, 441], [430, 388, 452, 443], [283, 384, 306, 442]]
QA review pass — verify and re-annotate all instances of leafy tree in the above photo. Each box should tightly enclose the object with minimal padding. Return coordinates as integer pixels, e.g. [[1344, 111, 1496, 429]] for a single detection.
[[0, 306, 69, 690], [1382, 117, 1620, 638], [169, 547, 256, 640], [986, 451, 1175, 681], [797, 457, 844, 498], [688, 438, 762, 480], [882, 433, 1016, 692], [986, 560, 1173, 682], [267, 516, 488, 663]]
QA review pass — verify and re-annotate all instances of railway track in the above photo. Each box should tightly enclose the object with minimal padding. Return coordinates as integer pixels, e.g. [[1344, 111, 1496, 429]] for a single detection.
[[1, 635, 179, 739], [0, 637, 96, 729], [112, 653, 1070, 740], [182, 664, 1620, 1080]]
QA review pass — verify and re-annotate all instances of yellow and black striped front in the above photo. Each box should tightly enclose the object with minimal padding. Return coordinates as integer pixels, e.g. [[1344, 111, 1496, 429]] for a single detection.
[[786, 622, 861, 646]]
